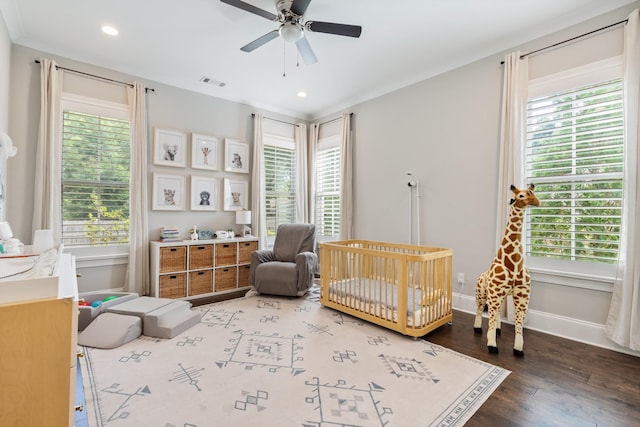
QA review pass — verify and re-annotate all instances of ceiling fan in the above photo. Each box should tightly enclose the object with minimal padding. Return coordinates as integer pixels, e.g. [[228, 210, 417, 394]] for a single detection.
[[220, 0, 362, 65]]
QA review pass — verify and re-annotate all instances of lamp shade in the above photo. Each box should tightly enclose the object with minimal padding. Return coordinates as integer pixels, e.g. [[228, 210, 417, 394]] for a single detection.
[[236, 210, 251, 225]]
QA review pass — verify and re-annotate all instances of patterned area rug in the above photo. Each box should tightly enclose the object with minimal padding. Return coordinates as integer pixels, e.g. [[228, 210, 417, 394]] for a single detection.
[[80, 287, 509, 426]]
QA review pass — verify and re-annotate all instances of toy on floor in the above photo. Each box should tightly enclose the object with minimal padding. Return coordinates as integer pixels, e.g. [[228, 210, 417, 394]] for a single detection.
[[474, 184, 540, 357]]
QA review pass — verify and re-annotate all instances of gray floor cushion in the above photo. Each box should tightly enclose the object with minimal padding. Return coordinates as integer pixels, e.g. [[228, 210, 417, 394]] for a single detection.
[[105, 296, 201, 339], [77, 292, 139, 331], [78, 312, 142, 349]]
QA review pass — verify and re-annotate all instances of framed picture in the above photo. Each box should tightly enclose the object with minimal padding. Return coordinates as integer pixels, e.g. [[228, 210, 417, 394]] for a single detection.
[[190, 176, 219, 211], [191, 133, 219, 170], [224, 139, 249, 174], [154, 128, 187, 168], [223, 178, 248, 211], [152, 173, 186, 211]]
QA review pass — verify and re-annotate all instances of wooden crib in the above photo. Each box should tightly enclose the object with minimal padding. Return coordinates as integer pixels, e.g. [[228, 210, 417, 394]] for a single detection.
[[319, 240, 453, 337]]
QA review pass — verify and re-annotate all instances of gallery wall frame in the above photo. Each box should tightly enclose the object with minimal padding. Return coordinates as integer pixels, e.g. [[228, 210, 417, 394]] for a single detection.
[[154, 128, 187, 168], [224, 138, 249, 174], [152, 173, 186, 211], [191, 133, 219, 171], [190, 175, 219, 211], [223, 178, 248, 211]]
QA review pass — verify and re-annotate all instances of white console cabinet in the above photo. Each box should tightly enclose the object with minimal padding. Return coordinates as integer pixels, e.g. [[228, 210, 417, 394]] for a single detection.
[[150, 237, 258, 299]]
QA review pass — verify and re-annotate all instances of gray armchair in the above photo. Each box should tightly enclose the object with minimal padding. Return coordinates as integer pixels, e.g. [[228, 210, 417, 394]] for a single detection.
[[249, 223, 318, 296]]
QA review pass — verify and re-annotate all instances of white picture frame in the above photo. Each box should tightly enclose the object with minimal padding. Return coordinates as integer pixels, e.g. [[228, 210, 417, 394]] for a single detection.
[[224, 138, 249, 174], [223, 178, 248, 211], [152, 173, 186, 211], [191, 133, 219, 171], [190, 176, 219, 211], [154, 128, 187, 168]]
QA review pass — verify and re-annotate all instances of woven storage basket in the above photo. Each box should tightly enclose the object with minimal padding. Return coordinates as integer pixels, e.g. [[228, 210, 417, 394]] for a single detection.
[[238, 241, 258, 264], [189, 270, 213, 295], [189, 245, 213, 270], [216, 243, 237, 266], [237, 264, 251, 288], [159, 246, 187, 273], [215, 267, 237, 291], [159, 273, 187, 298]]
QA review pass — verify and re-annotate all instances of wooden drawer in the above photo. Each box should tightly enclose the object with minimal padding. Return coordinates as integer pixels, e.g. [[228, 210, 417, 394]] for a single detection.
[[159, 273, 187, 298], [238, 241, 258, 264], [189, 269, 213, 296], [237, 264, 251, 288], [160, 246, 187, 273], [215, 267, 237, 291], [216, 242, 237, 266], [189, 244, 213, 269]]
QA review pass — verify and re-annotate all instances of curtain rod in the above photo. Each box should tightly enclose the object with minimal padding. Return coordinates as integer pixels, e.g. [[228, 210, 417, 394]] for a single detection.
[[315, 112, 353, 128], [34, 59, 156, 93], [500, 18, 628, 64], [251, 113, 299, 127]]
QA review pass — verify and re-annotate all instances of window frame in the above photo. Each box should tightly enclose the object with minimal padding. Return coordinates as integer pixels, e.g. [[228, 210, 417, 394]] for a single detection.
[[524, 57, 623, 291], [263, 133, 297, 247], [315, 134, 341, 243], [60, 93, 131, 260]]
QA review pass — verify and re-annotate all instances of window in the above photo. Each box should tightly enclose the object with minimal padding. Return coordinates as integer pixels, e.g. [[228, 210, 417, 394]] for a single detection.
[[525, 58, 623, 281], [61, 95, 130, 247], [315, 135, 341, 241], [264, 135, 296, 240]]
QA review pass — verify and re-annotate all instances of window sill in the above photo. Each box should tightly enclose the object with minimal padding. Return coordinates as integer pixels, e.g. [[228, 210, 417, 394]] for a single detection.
[[529, 267, 614, 292]]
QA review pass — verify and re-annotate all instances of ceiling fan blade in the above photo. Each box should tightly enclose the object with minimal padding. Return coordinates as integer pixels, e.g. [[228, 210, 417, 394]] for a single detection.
[[290, 0, 312, 16], [240, 30, 280, 52], [220, 0, 277, 21], [307, 21, 362, 38], [296, 36, 317, 65]]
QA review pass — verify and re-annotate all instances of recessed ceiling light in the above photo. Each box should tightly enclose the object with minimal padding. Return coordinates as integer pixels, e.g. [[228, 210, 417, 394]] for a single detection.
[[297, 91, 307, 98], [101, 25, 119, 36]]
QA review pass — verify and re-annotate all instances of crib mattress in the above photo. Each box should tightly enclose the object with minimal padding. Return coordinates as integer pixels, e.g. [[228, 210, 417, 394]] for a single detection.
[[325, 277, 445, 327]]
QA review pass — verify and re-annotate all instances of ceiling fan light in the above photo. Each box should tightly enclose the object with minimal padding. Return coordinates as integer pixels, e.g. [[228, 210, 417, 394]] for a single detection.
[[279, 22, 303, 43]]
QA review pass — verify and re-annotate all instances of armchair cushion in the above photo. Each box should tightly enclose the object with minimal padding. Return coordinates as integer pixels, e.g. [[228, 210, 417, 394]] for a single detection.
[[273, 223, 316, 262]]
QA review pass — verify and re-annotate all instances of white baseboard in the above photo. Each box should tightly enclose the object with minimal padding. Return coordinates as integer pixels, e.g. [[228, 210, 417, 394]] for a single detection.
[[453, 293, 640, 358]]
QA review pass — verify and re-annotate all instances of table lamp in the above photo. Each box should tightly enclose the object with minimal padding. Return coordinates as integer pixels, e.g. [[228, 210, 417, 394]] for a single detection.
[[235, 210, 252, 237]]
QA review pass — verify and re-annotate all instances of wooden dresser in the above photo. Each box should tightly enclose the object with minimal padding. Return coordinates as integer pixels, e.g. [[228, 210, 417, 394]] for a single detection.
[[0, 253, 80, 427]]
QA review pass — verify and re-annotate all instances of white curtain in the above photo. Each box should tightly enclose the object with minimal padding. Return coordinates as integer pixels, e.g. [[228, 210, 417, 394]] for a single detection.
[[496, 52, 529, 321], [496, 52, 529, 239], [32, 59, 63, 241], [124, 83, 149, 295], [605, 9, 640, 351], [251, 113, 267, 249], [308, 123, 319, 224], [339, 113, 353, 240], [295, 123, 309, 222]]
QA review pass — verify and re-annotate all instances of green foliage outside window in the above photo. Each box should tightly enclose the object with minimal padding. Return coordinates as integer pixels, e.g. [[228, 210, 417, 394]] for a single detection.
[[62, 110, 130, 246], [526, 79, 623, 264]]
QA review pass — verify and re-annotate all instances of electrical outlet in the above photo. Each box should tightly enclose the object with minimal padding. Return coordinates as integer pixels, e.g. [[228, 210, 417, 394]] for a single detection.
[[457, 273, 465, 285]]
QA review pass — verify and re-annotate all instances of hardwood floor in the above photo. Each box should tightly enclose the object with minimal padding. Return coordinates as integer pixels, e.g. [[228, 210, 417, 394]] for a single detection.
[[422, 310, 640, 427]]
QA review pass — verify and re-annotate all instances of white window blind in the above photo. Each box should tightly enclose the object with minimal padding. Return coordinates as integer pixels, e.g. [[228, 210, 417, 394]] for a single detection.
[[264, 143, 296, 237], [525, 77, 623, 264], [315, 143, 341, 239], [61, 109, 130, 247]]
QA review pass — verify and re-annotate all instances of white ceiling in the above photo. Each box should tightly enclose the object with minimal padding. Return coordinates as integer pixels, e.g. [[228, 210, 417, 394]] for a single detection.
[[0, 0, 637, 119]]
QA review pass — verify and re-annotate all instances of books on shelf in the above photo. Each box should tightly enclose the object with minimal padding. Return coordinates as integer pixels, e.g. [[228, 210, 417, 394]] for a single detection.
[[159, 227, 182, 242]]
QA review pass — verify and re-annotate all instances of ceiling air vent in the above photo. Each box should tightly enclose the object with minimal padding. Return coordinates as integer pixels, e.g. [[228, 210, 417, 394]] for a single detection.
[[200, 75, 226, 87]]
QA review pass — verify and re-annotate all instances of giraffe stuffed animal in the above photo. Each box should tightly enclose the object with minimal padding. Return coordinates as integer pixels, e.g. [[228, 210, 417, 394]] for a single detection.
[[474, 184, 540, 357]]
